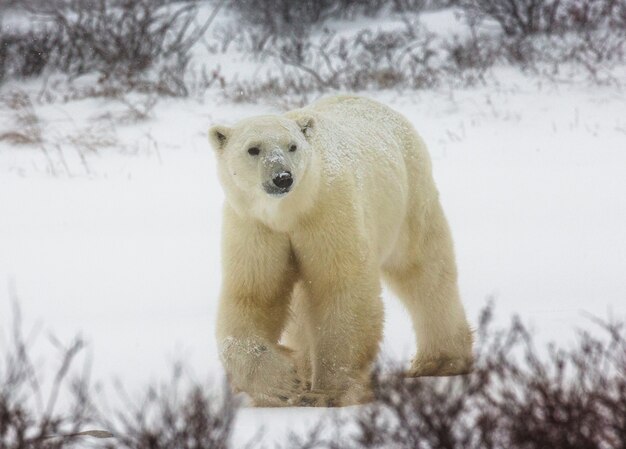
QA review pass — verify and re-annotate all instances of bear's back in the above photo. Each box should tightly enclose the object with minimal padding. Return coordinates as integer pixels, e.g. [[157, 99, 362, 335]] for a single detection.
[[302, 96, 419, 181]]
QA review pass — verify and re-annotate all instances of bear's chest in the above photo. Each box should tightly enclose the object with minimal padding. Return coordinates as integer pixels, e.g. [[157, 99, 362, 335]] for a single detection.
[[251, 198, 296, 233]]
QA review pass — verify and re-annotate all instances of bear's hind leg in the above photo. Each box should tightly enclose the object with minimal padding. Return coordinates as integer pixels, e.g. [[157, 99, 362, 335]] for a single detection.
[[383, 208, 473, 377], [384, 264, 473, 376]]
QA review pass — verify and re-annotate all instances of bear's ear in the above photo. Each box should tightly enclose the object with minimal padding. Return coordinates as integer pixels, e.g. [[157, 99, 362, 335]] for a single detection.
[[296, 116, 314, 139], [208, 125, 232, 152]]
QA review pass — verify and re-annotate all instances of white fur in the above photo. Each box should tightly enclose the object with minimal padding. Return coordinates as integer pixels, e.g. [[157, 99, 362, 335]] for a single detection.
[[209, 95, 473, 407]]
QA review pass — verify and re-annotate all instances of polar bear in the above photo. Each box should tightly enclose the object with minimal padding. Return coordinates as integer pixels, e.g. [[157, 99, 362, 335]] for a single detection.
[[208, 95, 472, 407]]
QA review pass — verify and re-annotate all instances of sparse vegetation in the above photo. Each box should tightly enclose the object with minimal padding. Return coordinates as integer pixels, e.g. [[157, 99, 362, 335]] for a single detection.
[[0, 0, 223, 97], [0, 25, 61, 84], [227, 0, 396, 35], [0, 300, 95, 449], [226, 0, 463, 35], [223, 24, 495, 106], [461, 0, 624, 36], [353, 305, 626, 449], [1, 0, 625, 105], [2, 299, 625, 449], [461, 0, 565, 36], [221, 0, 626, 103], [0, 91, 43, 145], [96, 370, 236, 449], [0, 293, 236, 449]]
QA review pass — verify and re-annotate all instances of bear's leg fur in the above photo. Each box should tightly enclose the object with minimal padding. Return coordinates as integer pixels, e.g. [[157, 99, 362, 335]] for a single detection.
[[286, 188, 386, 406], [293, 260, 384, 406], [281, 282, 313, 389], [384, 202, 473, 377], [217, 206, 304, 407]]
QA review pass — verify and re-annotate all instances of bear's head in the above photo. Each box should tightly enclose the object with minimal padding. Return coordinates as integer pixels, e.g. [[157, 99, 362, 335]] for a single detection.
[[208, 114, 318, 225]]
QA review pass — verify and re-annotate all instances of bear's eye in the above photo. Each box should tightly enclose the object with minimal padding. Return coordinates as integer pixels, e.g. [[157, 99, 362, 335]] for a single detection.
[[289, 144, 297, 152], [248, 147, 260, 156]]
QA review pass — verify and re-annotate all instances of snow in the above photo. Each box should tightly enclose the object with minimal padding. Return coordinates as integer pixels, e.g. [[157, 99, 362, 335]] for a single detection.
[[1, 5, 626, 447]]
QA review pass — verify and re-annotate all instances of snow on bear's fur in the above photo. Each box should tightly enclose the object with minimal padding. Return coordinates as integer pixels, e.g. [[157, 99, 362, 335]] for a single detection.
[[208, 95, 473, 407]]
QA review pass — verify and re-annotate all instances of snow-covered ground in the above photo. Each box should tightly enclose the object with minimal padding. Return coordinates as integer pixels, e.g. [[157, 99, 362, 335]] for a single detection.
[[1, 5, 626, 446]]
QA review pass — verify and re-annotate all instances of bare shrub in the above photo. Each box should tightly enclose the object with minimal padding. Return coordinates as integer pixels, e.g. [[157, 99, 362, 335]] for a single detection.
[[461, 0, 564, 36], [0, 0, 223, 96], [0, 0, 17, 8], [354, 305, 626, 448], [226, 0, 432, 36], [229, 27, 439, 99], [1, 0, 64, 10], [97, 369, 237, 449], [462, 0, 623, 36], [450, 0, 626, 81], [0, 91, 43, 145], [335, 0, 398, 18], [495, 27, 626, 82], [559, 0, 617, 30], [0, 298, 103, 449], [227, 0, 456, 31], [2, 296, 626, 449], [186, 0, 626, 96], [44, 0, 202, 94], [228, 0, 336, 35], [1, 291, 237, 449], [225, 23, 497, 104], [0, 25, 61, 84], [440, 22, 500, 84], [552, 29, 625, 82], [228, 0, 406, 35], [612, 0, 626, 27]]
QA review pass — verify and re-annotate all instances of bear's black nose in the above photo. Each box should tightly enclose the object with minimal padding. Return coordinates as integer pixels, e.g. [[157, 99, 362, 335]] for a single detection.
[[273, 171, 293, 189]]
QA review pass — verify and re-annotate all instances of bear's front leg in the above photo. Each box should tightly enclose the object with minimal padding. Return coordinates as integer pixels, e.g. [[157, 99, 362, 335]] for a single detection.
[[294, 224, 384, 407], [216, 206, 302, 407], [303, 273, 383, 407]]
